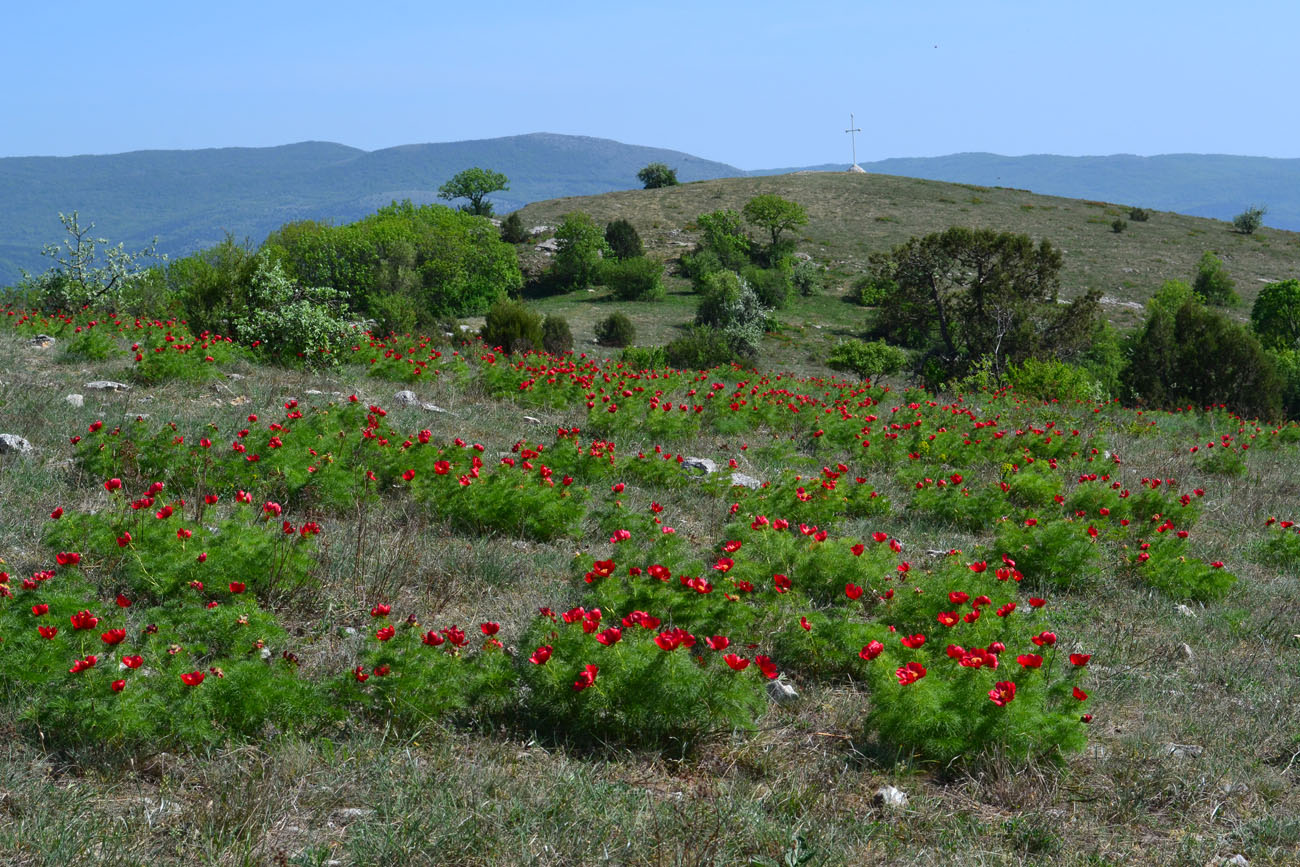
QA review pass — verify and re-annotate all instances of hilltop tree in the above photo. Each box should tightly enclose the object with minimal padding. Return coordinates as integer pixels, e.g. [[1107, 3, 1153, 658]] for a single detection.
[[1233, 205, 1267, 235], [26, 211, 163, 312], [1192, 251, 1237, 306], [742, 194, 808, 260], [637, 162, 679, 189], [438, 167, 509, 216]]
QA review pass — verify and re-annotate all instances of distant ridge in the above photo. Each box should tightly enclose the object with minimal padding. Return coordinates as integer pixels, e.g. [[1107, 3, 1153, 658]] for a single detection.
[[3, 135, 1299, 281]]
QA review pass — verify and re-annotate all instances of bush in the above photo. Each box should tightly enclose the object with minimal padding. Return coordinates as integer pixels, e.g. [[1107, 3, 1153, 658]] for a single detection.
[[552, 212, 609, 290], [791, 259, 826, 297], [541, 315, 573, 355], [1007, 358, 1101, 402], [694, 209, 751, 272], [1233, 205, 1266, 235], [665, 326, 736, 369], [604, 219, 644, 260], [695, 271, 769, 360], [481, 298, 544, 354], [368, 292, 419, 337], [620, 345, 668, 369], [851, 274, 895, 307], [234, 255, 351, 367], [742, 264, 792, 310], [827, 339, 907, 383], [602, 256, 665, 301], [1129, 207, 1151, 222], [1111, 218, 1128, 234], [1193, 251, 1238, 306], [637, 162, 679, 189], [595, 312, 636, 347], [500, 212, 530, 244], [1251, 279, 1300, 350]]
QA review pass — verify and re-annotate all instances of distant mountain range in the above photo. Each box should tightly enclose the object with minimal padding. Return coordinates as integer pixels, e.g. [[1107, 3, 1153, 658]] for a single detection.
[[2, 134, 1297, 281]]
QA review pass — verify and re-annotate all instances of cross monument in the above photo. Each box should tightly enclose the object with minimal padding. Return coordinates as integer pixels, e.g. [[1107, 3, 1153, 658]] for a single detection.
[[845, 113, 866, 173]]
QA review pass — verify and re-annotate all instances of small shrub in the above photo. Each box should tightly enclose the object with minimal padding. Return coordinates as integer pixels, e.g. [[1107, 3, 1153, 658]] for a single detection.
[[742, 264, 792, 310], [1131, 535, 1236, 601], [1129, 207, 1151, 222], [552, 212, 609, 290], [604, 219, 644, 260], [665, 326, 735, 369], [791, 259, 826, 297], [1111, 218, 1128, 234], [851, 274, 895, 307], [695, 271, 768, 360], [500, 212, 530, 244], [59, 324, 121, 361], [480, 298, 544, 354], [827, 339, 907, 383], [368, 292, 419, 337], [602, 256, 665, 301], [1233, 205, 1266, 235], [620, 345, 668, 369], [1008, 359, 1101, 402], [1193, 251, 1238, 306], [542, 315, 573, 355], [595, 312, 636, 347], [234, 255, 351, 367]]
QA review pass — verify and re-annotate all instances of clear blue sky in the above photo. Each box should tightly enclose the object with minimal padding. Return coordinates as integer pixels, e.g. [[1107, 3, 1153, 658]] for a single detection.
[[3, 0, 1296, 167]]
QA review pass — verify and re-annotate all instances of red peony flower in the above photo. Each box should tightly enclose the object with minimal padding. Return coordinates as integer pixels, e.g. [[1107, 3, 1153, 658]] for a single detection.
[[900, 633, 926, 649], [895, 662, 926, 685], [376, 626, 395, 641], [1069, 653, 1092, 666], [56, 552, 81, 567], [100, 629, 126, 645], [572, 663, 599, 691], [723, 653, 750, 671], [121, 655, 143, 669], [1016, 654, 1044, 669], [480, 621, 500, 636], [755, 655, 779, 679], [38, 625, 59, 639], [111, 679, 126, 692], [988, 680, 1016, 706], [705, 635, 730, 651], [859, 640, 884, 661], [31, 604, 48, 616], [773, 574, 792, 593], [529, 645, 553, 665], [70, 610, 99, 631], [845, 583, 864, 600]]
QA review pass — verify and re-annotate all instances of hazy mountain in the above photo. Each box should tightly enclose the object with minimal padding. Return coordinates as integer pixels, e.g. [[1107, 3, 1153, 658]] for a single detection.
[[0, 134, 742, 280]]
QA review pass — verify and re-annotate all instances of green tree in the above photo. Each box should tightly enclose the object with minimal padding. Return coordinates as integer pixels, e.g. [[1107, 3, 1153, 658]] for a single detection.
[[695, 270, 768, 360], [1233, 205, 1267, 235], [691, 209, 751, 274], [166, 233, 257, 334], [480, 298, 543, 354], [604, 219, 644, 260], [637, 162, 679, 189], [1251, 279, 1300, 350], [741, 194, 808, 258], [437, 167, 510, 216], [234, 254, 350, 367], [866, 227, 1095, 377], [552, 212, 609, 289], [1123, 292, 1281, 418], [1192, 251, 1237, 306]]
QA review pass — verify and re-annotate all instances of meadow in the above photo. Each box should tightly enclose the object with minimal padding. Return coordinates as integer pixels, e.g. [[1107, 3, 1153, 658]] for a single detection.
[[0, 305, 1297, 866]]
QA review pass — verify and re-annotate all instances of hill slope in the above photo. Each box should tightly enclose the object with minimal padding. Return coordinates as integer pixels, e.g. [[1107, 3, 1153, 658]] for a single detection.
[[513, 171, 1300, 329], [0, 134, 742, 280]]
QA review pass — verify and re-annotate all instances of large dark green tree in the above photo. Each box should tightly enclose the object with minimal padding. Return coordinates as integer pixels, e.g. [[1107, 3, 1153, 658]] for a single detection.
[[636, 162, 679, 189], [1124, 290, 1281, 419], [867, 227, 1098, 376], [438, 167, 509, 216]]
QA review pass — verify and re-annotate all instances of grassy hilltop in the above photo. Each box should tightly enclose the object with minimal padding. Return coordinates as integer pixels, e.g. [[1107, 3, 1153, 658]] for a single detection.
[[515, 170, 1300, 329]]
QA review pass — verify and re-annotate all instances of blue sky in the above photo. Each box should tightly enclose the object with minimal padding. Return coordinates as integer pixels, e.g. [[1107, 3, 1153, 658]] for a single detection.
[[3, 0, 1296, 167]]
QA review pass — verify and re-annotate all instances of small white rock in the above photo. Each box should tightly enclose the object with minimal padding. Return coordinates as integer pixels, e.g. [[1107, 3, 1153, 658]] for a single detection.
[[523, 416, 542, 425], [1177, 643, 1195, 662], [730, 472, 762, 489], [766, 678, 799, 706], [1163, 743, 1204, 759], [1221, 854, 1249, 866], [84, 380, 131, 392], [421, 402, 447, 413], [682, 457, 717, 474], [1174, 604, 1197, 618], [0, 434, 34, 455], [393, 390, 420, 407], [65, 394, 84, 407], [873, 785, 908, 809]]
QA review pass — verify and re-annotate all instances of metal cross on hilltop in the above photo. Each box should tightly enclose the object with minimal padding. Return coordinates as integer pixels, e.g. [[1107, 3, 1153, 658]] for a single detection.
[[845, 113, 866, 173]]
